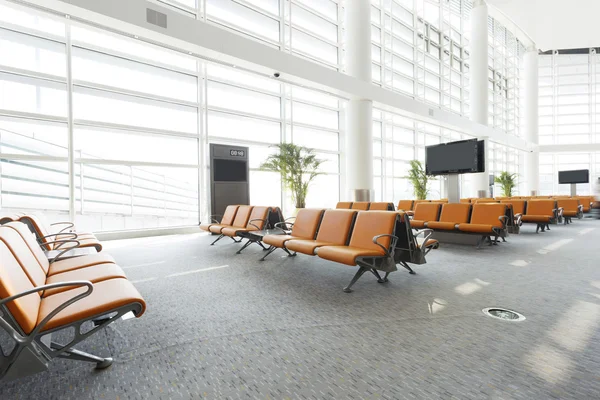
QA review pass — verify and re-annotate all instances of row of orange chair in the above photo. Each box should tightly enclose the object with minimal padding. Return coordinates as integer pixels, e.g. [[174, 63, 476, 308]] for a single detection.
[[258, 208, 439, 292], [0, 221, 145, 380], [408, 203, 509, 247], [0, 214, 103, 252], [335, 202, 395, 211]]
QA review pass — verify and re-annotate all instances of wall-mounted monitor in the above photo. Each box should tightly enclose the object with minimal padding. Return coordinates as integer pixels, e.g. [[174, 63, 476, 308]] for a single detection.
[[558, 169, 589, 184], [425, 139, 485, 176]]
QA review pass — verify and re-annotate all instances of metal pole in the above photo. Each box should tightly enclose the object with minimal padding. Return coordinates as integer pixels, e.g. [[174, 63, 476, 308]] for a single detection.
[[65, 21, 76, 222]]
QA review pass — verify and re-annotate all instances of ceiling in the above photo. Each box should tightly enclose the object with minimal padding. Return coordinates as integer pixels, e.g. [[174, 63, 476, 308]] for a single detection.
[[486, 0, 600, 51]]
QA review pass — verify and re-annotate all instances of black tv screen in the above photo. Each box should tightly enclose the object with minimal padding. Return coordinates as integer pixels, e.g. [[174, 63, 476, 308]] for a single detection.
[[425, 139, 483, 175], [213, 159, 247, 182], [558, 169, 589, 184]]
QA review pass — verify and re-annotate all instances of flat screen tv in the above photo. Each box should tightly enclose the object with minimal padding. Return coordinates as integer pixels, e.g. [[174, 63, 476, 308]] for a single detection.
[[425, 139, 485, 175], [558, 169, 589, 184], [213, 159, 247, 182]]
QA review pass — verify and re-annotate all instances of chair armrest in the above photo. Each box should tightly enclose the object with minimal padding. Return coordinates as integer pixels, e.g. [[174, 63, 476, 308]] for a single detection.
[[38, 232, 78, 242], [498, 215, 508, 229], [0, 280, 93, 339], [51, 221, 75, 234], [514, 213, 523, 225], [372, 234, 398, 257], [274, 221, 293, 232], [413, 228, 433, 243], [45, 239, 81, 263], [248, 218, 266, 230]]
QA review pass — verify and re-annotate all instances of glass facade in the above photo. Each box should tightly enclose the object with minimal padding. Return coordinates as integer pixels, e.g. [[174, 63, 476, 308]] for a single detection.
[[0, 0, 532, 233]]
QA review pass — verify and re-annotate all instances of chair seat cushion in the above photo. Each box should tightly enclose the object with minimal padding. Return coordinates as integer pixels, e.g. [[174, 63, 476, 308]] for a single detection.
[[263, 234, 298, 248], [285, 240, 335, 255], [563, 211, 579, 217], [426, 221, 457, 230], [317, 245, 386, 266], [208, 224, 230, 234], [521, 215, 552, 223], [47, 253, 116, 276], [221, 227, 244, 237], [38, 278, 146, 332], [44, 263, 126, 297], [199, 223, 213, 231], [457, 223, 495, 233], [410, 220, 426, 229]]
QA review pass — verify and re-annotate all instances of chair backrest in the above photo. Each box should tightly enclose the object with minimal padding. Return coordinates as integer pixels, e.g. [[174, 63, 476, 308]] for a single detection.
[[474, 199, 499, 204], [525, 200, 556, 216], [0, 214, 21, 225], [220, 205, 239, 226], [246, 206, 270, 230], [397, 200, 413, 211], [291, 209, 325, 239], [438, 199, 449, 203], [438, 203, 471, 223], [412, 200, 430, 210], [368, 202, 393, 211], [18, 215, 52, 250], [336, 202, 353, 209], [351, 202, 370, 210], [557, 199, 580, 212], [500, 200, 526, 215], [230, 205, 253, 228], [348, 211, 398, 252], [475, 198, 495, 203], [0, 226, 47, 289], [412, 203, 441, 221], [315, 210, 357, 245], [0, 241, 41, 335], [469, 204, 507, 228], [459, 198, 472, 203], [3, 222, 50, 274]]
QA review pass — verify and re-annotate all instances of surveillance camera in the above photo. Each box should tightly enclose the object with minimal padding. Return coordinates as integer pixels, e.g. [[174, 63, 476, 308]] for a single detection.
[[273, 72, 280, 78]]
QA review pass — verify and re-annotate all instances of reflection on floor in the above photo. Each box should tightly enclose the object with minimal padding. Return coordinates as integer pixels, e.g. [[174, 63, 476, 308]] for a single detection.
[[2, 221, 600, 399]]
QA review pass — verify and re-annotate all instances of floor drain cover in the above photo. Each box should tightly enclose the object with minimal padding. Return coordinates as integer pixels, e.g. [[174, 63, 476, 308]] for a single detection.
[[482, 308, 525, 322]]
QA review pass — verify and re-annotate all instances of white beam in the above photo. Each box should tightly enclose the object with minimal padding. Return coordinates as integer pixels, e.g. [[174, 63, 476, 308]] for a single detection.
[[17, 0, 531, 151], [539, 144, 600, 153]]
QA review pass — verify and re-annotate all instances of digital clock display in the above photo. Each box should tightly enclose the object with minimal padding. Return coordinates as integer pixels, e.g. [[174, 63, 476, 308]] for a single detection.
[[230, 149, 245, 157]]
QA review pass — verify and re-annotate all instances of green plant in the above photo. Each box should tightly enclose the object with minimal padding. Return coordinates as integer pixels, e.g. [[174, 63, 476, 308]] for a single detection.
[[405, 160, 432, 200], [260, 143, 324, 209], [495, 171, 517, 197]]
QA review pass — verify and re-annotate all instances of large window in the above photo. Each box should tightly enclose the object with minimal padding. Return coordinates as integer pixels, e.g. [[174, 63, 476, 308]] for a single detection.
[[0, 1, 341, 232]]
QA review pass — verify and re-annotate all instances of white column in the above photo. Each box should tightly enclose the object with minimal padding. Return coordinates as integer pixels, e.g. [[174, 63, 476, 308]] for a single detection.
[[524, 48, 539, 195], [469, 0, 489, 197], [344, 0, 373, 201]]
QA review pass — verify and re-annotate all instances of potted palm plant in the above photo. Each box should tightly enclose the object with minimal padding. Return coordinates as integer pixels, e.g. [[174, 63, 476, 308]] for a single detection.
[[260, 143, 324, 210], [406, 160, 432, 200], [495, 171, 517, 197]]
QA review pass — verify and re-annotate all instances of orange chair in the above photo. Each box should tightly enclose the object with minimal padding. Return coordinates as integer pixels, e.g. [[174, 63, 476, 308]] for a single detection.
[[520, 200, 558, 233], [18, 214, 103, 252], [407, 200, 431, 216], [427, 203, 471, 231], [208, 205, 253, 245], [260, 208, 324, 261], [397, 200, 414, 211], [336, 202, 353, 209], [557, 199, 582, 224], [285, 210, 357, 256], [576, 196, 594, 213], [200, 205, 239, 232], [317, 211, 399, 292], [351, 202, 370, 211], [410, 203, 442, 229], [457, 204, 508, 247], [368, 202, 394, 211]]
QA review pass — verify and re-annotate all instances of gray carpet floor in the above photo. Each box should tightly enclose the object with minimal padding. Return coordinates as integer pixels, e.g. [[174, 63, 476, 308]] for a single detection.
[[2, 220, 600, 399]]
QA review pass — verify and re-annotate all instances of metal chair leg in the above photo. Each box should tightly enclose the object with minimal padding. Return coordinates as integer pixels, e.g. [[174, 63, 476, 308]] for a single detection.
[[236, 240, 254, 254], [259, 246, 276, 261], [343, 267, 369, 293], [211, 234, 224, 245], [400, 261, 415, 275], [370, 269, 387, 283]]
